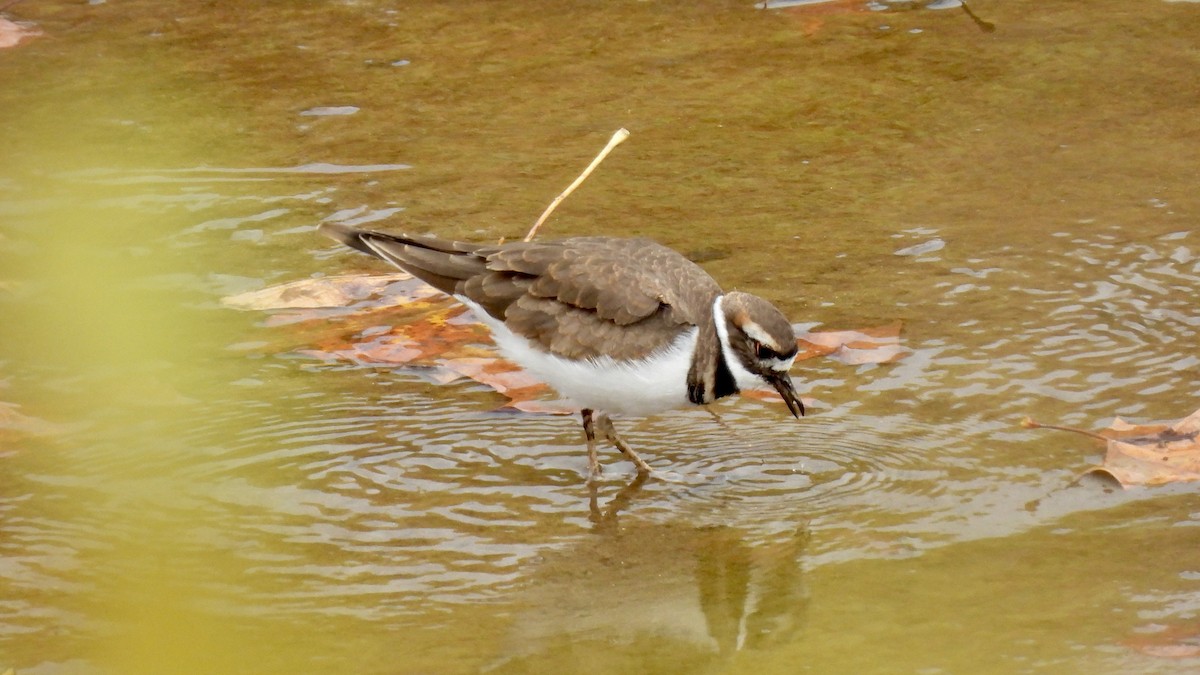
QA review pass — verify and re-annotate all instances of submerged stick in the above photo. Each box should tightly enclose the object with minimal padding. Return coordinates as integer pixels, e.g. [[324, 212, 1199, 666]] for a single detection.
[[704, 405, 731, 431], [960, 1, 996, 34], [524, 128, 630, 242], [1021, 417, 1111, 443]]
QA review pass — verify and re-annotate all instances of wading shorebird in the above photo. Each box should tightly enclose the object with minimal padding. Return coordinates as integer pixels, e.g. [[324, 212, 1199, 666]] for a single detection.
[[320, 222, 804, 480]]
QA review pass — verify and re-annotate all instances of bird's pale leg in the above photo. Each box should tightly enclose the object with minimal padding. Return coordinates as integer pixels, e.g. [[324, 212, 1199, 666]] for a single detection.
[[595, 412, 653, 475], [581, 408, 603, 481]]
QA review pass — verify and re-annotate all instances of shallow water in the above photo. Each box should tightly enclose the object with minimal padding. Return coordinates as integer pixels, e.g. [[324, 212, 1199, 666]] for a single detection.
[[1, 1, 1199, 673]]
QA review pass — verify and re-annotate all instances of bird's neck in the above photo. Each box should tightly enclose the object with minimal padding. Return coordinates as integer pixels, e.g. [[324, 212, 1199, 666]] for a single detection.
[[687, 295, 741, 405]]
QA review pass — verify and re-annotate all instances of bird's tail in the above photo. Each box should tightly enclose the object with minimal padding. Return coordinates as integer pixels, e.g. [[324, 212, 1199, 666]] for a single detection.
[[318, 222, 487, 296]]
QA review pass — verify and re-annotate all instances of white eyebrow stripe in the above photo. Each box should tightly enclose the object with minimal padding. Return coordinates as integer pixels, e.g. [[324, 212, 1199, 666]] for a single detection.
[[741, 321, 782, 352]]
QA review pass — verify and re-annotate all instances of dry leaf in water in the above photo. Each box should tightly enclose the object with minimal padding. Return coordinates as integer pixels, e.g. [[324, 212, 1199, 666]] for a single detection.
[[307, 303, 492, 365], [796, 322, 909, 365], [225, 274, 562, 412], [440, 357, 573, 414], [1023, 409, 1200, 488], [222, 273, 434, 327]]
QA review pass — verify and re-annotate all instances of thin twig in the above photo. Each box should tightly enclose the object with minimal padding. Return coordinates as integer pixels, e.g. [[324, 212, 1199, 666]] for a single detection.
[[1021, 417, 1111, 443], [524, 128, 630, 242], [960, 1, 996, 33], [703, 405, 731, 431]]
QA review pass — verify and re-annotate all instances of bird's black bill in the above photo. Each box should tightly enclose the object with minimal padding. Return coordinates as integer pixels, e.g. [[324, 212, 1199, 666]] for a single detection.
[[767, 372, 805, 418]]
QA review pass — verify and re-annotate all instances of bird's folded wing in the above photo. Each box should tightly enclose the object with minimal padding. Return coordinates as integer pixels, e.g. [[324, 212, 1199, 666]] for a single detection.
[[473, 238, 722, 361]]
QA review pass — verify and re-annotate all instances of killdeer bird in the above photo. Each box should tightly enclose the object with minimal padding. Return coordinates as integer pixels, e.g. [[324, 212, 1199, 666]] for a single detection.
[[319, 222, 805, 479]]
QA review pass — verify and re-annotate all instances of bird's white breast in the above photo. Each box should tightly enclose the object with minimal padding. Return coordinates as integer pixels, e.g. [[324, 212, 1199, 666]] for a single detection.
[[457, 296, 697, 416]]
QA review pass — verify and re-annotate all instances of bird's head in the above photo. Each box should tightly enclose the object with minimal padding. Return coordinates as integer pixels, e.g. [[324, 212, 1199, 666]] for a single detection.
[[717, 291, 805, 418]]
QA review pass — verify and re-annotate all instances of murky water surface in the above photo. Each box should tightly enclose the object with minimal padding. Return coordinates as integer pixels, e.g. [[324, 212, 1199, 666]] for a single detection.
[[2, 1, 1198, 673]]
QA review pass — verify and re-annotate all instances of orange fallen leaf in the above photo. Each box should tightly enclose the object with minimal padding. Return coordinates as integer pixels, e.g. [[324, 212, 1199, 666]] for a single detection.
[[1022, 409, 1200, 488], [308, 303, 493, 364], [440, 357, 574, 414], [222, 272, 443, 327], [797, 322, 909, 365], [225, 275, 557, 411]]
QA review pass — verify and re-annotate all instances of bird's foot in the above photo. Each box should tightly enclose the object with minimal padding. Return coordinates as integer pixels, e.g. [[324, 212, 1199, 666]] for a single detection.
[[586, 459, 604, 484]]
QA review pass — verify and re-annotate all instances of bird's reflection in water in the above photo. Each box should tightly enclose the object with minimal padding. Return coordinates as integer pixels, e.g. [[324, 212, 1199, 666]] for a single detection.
[[487, 477, 809, 673]]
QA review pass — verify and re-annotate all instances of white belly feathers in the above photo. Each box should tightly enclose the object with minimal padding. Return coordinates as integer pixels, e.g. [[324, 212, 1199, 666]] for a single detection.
[[457, 296, 697, 416]]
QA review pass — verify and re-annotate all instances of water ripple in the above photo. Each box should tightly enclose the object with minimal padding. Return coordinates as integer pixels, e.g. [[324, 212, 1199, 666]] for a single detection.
[[182, 223, 1194, 601]]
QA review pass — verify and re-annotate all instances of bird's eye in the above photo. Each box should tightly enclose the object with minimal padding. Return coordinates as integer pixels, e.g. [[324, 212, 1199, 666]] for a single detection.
[[754, 341, 772, 360]]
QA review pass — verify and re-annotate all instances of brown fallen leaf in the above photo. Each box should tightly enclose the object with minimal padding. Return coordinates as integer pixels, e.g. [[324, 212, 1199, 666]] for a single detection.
[[1022, 409, 1200, 488], [226, 275, 559, 411], [308, 303, 493, 364], [797, 322, 909, 365], [440, 357, 573, 415], [222, 273, 435, 327]]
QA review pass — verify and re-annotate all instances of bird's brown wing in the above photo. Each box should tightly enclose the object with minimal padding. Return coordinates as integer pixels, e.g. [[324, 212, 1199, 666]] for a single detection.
[[320, 224, 723, 362], [473, 237, 722, 361]]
